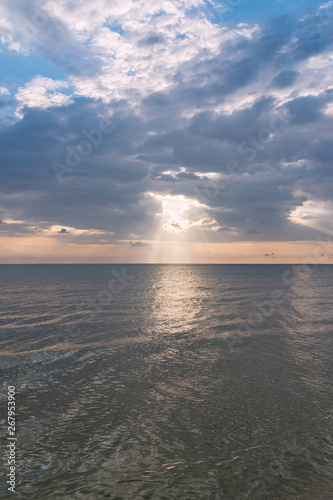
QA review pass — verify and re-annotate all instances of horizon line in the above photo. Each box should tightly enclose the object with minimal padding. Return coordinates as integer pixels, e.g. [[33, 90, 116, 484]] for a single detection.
[[0, 262, 332, 265]]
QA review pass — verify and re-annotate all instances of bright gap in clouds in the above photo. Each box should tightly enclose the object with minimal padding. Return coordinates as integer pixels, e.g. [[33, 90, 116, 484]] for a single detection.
[[146, 193, 219, 264], [149, 193, 217, 234], [289, 200, 333, 236]]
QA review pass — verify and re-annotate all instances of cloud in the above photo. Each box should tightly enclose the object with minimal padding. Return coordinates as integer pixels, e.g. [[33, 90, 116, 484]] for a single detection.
[[271, 70, 299, 88], [130, 241, 150, 247], [15, 76, 72, 113], [320, 1, 333, 9], [0, 1, 332, 256], [286, 94, 327, 124], [58, 228, 70, 234]]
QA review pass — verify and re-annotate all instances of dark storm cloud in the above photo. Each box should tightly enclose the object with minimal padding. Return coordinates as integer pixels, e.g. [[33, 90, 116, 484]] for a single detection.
[[188, 96, 275, 144], [271, 70, 299, 88], [0, 6, 332, 244], [286, 95, 327, 124], [0, 99, 157, 239], [247, 229, 259, 235], [176, 171, 202, 180]]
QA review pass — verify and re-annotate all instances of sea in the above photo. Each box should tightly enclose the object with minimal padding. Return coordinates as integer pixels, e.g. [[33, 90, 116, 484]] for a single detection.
[[0, 264, 332, 499]]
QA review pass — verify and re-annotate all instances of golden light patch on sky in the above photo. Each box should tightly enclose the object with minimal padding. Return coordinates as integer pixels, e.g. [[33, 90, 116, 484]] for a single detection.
[[149, 193, 206, 233], [148, 193, 218, 236]]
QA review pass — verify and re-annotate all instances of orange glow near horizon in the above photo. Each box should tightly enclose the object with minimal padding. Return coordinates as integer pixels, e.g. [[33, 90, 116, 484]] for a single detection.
[[0, 236, 332, 264]]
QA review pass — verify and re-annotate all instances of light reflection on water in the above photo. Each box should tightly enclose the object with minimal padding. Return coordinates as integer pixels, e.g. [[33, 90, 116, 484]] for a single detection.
[[0, 264, 332, 499]]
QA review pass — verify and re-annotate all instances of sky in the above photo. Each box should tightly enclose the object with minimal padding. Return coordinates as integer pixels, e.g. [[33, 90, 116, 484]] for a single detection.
[[0, 0, 332, 263]]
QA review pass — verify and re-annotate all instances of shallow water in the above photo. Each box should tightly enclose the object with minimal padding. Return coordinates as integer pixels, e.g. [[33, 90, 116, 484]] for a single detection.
[[0, 264, 332, 499]]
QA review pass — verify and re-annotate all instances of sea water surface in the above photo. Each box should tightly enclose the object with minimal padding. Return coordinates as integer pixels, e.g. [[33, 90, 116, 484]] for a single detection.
[[0, 264, 332, 499]]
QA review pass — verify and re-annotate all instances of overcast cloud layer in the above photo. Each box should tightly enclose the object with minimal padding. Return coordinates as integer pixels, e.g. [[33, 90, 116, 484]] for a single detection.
[[0, 0, 333, 258]]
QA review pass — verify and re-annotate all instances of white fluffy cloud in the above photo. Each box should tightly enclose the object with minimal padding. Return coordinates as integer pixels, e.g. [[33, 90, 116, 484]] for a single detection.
[[1, 0, 257, 108], [66, 0, 238, 102], [15, 77, 72, 113]]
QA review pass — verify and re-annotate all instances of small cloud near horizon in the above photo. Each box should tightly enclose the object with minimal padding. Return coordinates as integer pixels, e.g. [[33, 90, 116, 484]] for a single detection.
[[247, 229, 259, 236], [130, 241, 150, 247]]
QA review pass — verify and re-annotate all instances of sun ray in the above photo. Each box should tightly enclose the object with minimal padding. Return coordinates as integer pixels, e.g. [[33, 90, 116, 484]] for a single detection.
[[146, 193, 219, 263]]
